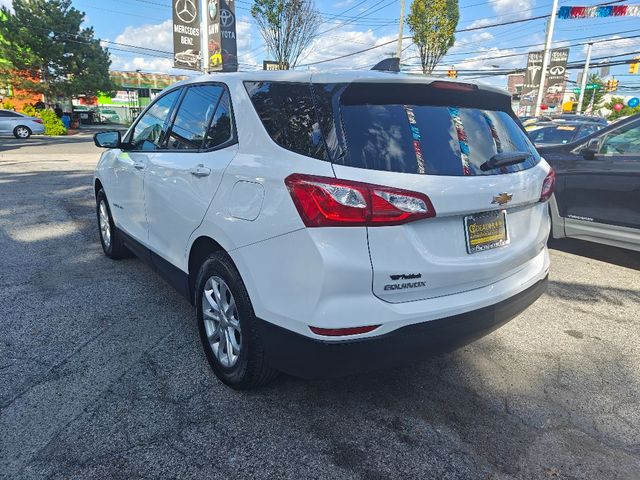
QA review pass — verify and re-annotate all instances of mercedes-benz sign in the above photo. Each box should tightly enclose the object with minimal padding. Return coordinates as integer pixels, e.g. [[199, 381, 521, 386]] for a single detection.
[[173, 0, 201, 71]]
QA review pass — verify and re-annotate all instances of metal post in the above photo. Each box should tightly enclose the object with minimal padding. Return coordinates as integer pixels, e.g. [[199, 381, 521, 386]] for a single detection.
[[534, 0, 559, 116], [395, 0, 405, 60], [200, 0, 209, 73], [576, 42, 593, 114]]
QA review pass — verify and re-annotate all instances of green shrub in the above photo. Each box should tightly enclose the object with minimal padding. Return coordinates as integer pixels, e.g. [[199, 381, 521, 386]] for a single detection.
[[21, 104, 38, 117], [39, 108, 67, 136], [2, 100, 16, 110]]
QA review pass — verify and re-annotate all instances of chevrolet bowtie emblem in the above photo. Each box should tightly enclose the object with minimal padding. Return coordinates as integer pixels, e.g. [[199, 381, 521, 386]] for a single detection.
[[492, 192, 513, 205]]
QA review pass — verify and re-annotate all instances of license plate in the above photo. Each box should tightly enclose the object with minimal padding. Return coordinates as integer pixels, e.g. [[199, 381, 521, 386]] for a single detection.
[[464, 210, 509, 254]]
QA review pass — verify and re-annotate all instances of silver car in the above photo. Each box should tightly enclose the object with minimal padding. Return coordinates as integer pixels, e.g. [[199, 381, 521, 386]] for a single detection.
[[0, 109, 45, 138]]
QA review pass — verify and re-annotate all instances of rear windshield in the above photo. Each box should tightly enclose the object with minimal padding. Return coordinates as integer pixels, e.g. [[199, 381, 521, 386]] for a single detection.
[[341, 104, 538, 175], [528, 125, 578, 145]]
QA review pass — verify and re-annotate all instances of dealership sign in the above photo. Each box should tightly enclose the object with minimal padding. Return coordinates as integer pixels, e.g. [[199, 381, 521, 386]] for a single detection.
[[520, 48, 569, 108], [207, 0, 238, 72], [173, 0, 201, 71]]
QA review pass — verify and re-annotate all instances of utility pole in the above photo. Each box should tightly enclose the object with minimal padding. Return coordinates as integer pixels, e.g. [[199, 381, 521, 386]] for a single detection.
[[534, 0, 559, 116], [395, 0, 405, 60], [576, 42, 593, 114], [200, 0, 209, 73]]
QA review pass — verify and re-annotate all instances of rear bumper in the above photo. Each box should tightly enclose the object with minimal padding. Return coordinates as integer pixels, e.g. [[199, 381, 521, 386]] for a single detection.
[[256, 275, 548, 379]]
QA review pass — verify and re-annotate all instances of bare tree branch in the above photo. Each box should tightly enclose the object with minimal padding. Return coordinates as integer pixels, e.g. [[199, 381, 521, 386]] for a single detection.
[[252, 0, 321, 68]]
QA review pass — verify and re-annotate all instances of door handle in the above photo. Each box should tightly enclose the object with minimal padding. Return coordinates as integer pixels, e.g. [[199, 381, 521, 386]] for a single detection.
[[133, 161, 145, 170], [190, 164, 211, 177]]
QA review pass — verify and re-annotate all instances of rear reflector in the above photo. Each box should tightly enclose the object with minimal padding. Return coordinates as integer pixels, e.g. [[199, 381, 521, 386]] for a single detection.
[[34, 119, 43, 124], [285, 174, 436, 227], [540, 168, 556, 202], [309, 325, 380, 336]]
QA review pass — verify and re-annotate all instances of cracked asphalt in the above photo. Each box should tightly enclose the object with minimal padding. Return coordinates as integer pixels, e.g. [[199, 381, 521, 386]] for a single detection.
[[1, 134, 639, 479]]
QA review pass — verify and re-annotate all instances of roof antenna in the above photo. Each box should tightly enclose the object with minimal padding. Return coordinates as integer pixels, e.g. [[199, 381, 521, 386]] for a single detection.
[[371, 57, 400, 72]]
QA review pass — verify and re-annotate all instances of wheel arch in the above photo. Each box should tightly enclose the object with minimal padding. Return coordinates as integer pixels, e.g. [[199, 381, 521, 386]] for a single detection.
[[94, 178, 104, 199], [188, 236, 228, 304]]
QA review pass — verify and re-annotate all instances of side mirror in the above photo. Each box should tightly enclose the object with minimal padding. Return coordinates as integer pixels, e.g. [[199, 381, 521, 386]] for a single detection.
[[581, 138, 599, 158], [94, 130, 121, 149]]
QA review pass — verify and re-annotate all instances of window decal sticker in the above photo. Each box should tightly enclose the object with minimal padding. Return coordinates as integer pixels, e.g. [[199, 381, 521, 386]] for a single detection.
[[403, 105, 426, 174], [482, 112, 509, 173], [448, 107, 471, 175]]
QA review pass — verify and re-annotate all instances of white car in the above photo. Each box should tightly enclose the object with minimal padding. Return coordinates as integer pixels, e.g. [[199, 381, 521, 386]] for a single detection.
[[0, 109, 45, 138], [93, 71, 553, 389]]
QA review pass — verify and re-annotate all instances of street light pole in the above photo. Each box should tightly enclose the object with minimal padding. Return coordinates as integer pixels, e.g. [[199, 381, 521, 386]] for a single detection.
[[534, 0, 559, 116], [395, 0, 406, 60], [200, 0, 209, 73], [576, 42, 593, 114]]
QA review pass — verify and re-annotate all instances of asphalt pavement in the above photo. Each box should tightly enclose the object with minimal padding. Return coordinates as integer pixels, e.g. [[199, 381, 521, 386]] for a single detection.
[[1, 134, 639, 479]]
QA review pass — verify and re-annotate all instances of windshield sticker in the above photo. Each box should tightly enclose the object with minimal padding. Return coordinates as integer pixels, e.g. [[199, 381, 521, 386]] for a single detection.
[[448, 107, 471, 175], [403, 105, 426, 174]]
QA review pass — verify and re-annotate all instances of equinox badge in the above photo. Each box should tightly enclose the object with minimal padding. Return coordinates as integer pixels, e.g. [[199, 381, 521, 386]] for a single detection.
[[491, 192, 513, 206]]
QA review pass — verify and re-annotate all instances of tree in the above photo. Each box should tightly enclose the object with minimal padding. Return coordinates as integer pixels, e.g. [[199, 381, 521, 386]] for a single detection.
[[0, 0, 114, 101], [407, 0, 459, 75], [251, 0, 321, 69], [580, 73, 605, 113]]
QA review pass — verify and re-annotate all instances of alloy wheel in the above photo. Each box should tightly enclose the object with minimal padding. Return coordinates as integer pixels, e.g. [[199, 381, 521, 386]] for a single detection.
[[16, 127, 30, 138], [98, 200, 111, 249], [202, 276, 242, 368]]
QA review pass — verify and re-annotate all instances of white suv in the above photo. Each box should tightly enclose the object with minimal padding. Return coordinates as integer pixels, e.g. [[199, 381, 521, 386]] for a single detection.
[[93, 71, 553, 389]]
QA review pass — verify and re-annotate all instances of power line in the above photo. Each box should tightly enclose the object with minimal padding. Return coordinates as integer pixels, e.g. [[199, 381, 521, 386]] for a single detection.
[[297, 13, 551, 67]]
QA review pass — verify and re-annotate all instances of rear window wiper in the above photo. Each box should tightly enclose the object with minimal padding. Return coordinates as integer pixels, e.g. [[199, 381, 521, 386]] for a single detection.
[[480, 151, 531, 171]]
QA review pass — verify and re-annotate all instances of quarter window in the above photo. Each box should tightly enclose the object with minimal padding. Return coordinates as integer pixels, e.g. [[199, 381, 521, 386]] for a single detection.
[[203, 90, 233, 149], [166, 85, 224, 150], [244, 81, 327, 160], [130, 89, 181, 151]]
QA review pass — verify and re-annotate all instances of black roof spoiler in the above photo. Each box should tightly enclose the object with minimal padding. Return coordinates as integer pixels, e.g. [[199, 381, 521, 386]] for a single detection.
[[371, 57, 400, 73]]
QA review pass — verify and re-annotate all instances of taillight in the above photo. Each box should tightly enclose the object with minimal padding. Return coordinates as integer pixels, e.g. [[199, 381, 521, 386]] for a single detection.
[[309, 325, 380, 336], [540, 168, 556, 202], [285, 174, 436, 227], [34, 119, 43, 124]]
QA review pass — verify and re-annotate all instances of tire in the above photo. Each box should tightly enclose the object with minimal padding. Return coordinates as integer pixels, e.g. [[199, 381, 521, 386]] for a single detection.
[[96, 189, 130, 259], [195, 252, 278, 389], [13, 125, 31, 139]]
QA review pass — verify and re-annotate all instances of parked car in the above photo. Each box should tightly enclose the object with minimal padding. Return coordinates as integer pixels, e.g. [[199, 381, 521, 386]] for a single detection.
[[175, 49, 199, 68], [92, 71, 553, 389], [0, 109, 45, 138], [519, 115, 553, 127], [527, 121, 604, 146], [98, 109, 121, 124], [539, 113, 640, 252], [550, 114, 608, 126]]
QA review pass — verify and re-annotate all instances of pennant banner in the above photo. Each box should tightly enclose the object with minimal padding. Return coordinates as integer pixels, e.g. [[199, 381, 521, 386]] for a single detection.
[[557, 5, 640, 19]]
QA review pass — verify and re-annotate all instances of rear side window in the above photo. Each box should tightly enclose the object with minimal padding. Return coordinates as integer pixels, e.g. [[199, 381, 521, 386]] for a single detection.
[[166, 85, 224, 150], [340, 102, 538, 176], [244, 81, 327, 160]]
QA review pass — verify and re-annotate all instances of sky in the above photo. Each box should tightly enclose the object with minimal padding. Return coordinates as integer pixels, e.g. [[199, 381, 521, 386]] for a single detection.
[[3, 0, 640, 91]]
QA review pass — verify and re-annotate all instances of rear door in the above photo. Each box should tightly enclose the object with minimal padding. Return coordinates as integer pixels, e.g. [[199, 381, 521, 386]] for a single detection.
[[326, 81, 550, 303], [562, 118, 640, 230], [0, 110, 21, 133], [144, 83, 238, 269]]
